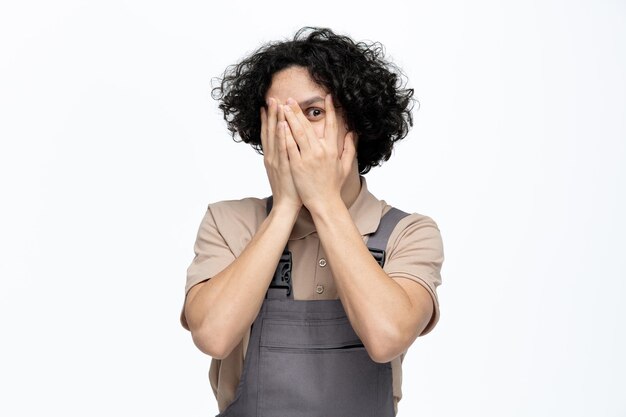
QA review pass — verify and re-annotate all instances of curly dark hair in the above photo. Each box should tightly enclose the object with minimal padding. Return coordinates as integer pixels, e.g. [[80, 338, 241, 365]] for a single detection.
[[211, 26, 417, 175]]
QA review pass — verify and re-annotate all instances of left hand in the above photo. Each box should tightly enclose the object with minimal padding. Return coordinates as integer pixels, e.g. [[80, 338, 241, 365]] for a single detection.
[[281, 94, 356, 213]]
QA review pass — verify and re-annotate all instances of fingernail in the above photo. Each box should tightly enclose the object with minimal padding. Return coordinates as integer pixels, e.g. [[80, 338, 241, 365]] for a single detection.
[[286, 98, 296, 105], [267, 97, 274, 106]]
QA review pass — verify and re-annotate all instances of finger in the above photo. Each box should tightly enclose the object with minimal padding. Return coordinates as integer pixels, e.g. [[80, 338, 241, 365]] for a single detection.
[[323, 93, 338, 147], [278, 103, 286, 123], [277, 115, 286, 152], [284, 98, 315, 151], [260, 106, 268, 155], [266, 97, 277, 157], [275, 104, 286, 160], [283, 120, 302, 163], [341, 131, 357, 175], [277, 121, 289, 165]]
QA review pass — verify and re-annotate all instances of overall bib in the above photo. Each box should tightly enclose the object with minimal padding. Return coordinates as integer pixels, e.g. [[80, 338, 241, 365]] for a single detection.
[[215, 196, 410, 417]]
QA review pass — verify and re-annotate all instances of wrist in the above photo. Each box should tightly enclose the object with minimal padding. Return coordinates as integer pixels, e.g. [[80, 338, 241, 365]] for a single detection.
[[271, 201, 302, 221], [307, 195, 345, 219]]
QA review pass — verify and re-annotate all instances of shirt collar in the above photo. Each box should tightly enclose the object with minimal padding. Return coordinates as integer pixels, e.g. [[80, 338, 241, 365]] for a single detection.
[[288, 175, 385, 240]]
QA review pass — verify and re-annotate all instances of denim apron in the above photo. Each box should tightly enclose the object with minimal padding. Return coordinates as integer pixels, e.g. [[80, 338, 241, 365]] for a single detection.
[[215, 196, 410, 417]]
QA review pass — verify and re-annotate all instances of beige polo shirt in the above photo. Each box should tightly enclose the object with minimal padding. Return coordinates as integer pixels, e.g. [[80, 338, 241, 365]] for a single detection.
[[180, 175, 444, 416]]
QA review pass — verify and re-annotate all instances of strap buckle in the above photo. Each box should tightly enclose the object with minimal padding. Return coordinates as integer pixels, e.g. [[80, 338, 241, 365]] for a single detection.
[[269, 250, 292, 296], [368, 248, 386, 268]]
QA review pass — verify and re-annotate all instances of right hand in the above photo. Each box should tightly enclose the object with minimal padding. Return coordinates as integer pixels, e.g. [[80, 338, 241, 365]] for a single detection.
[[260, 97, 303, 213]]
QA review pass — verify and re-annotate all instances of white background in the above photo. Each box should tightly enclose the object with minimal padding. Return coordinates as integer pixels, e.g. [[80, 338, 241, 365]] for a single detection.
[[1, 1, 624, 416]]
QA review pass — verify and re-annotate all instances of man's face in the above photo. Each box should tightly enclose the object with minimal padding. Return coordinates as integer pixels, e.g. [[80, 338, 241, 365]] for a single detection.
[[264, 65, 354, 158]]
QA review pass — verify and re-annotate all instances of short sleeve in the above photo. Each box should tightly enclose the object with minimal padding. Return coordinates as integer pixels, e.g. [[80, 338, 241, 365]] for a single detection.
[[180, 204, 236, 330], [383, 214, 444, 336]]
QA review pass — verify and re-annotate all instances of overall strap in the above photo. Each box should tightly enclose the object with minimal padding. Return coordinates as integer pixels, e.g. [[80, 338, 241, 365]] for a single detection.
[[265, 195, 274, 217], [265, 196, 293, 299], [366, 207, 411, 267]]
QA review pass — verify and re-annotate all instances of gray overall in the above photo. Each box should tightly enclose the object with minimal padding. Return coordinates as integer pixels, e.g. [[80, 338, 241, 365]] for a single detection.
[[215, 196, 410, 417]]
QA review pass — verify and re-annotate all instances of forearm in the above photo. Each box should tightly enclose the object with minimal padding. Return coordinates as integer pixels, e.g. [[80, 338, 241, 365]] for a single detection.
[[185, 204, 299, 358], [309, 197, 414, 362]]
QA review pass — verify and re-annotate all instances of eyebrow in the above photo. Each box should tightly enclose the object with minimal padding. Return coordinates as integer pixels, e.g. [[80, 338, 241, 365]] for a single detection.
[[298, 96, 326, 108]]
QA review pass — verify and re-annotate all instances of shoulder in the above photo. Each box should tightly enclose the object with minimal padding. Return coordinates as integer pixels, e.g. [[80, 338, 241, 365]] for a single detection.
[[208, 196, 267, 225], [392, 211, 442, 243], [381, 203, 444, 262], [205, 196, 268, 252], [380, 202, 442, 246]]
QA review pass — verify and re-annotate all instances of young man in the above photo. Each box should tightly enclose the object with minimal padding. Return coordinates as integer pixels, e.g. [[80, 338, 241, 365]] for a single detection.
[[180, 27, 444, 416]]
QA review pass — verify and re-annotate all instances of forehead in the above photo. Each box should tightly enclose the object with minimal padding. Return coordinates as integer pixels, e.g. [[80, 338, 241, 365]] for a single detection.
[[265, 66, 327, 101]]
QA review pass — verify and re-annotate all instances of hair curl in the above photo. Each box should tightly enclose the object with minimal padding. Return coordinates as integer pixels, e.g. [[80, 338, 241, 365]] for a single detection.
[[211, 26, 417, 174]]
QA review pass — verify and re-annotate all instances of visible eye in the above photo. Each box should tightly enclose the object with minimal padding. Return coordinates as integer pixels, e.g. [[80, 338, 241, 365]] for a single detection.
[[305, 107, 325, 120]]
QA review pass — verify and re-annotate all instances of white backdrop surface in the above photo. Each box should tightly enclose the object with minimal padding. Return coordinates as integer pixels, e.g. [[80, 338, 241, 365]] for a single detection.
[[1, 1, 624, 416]]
